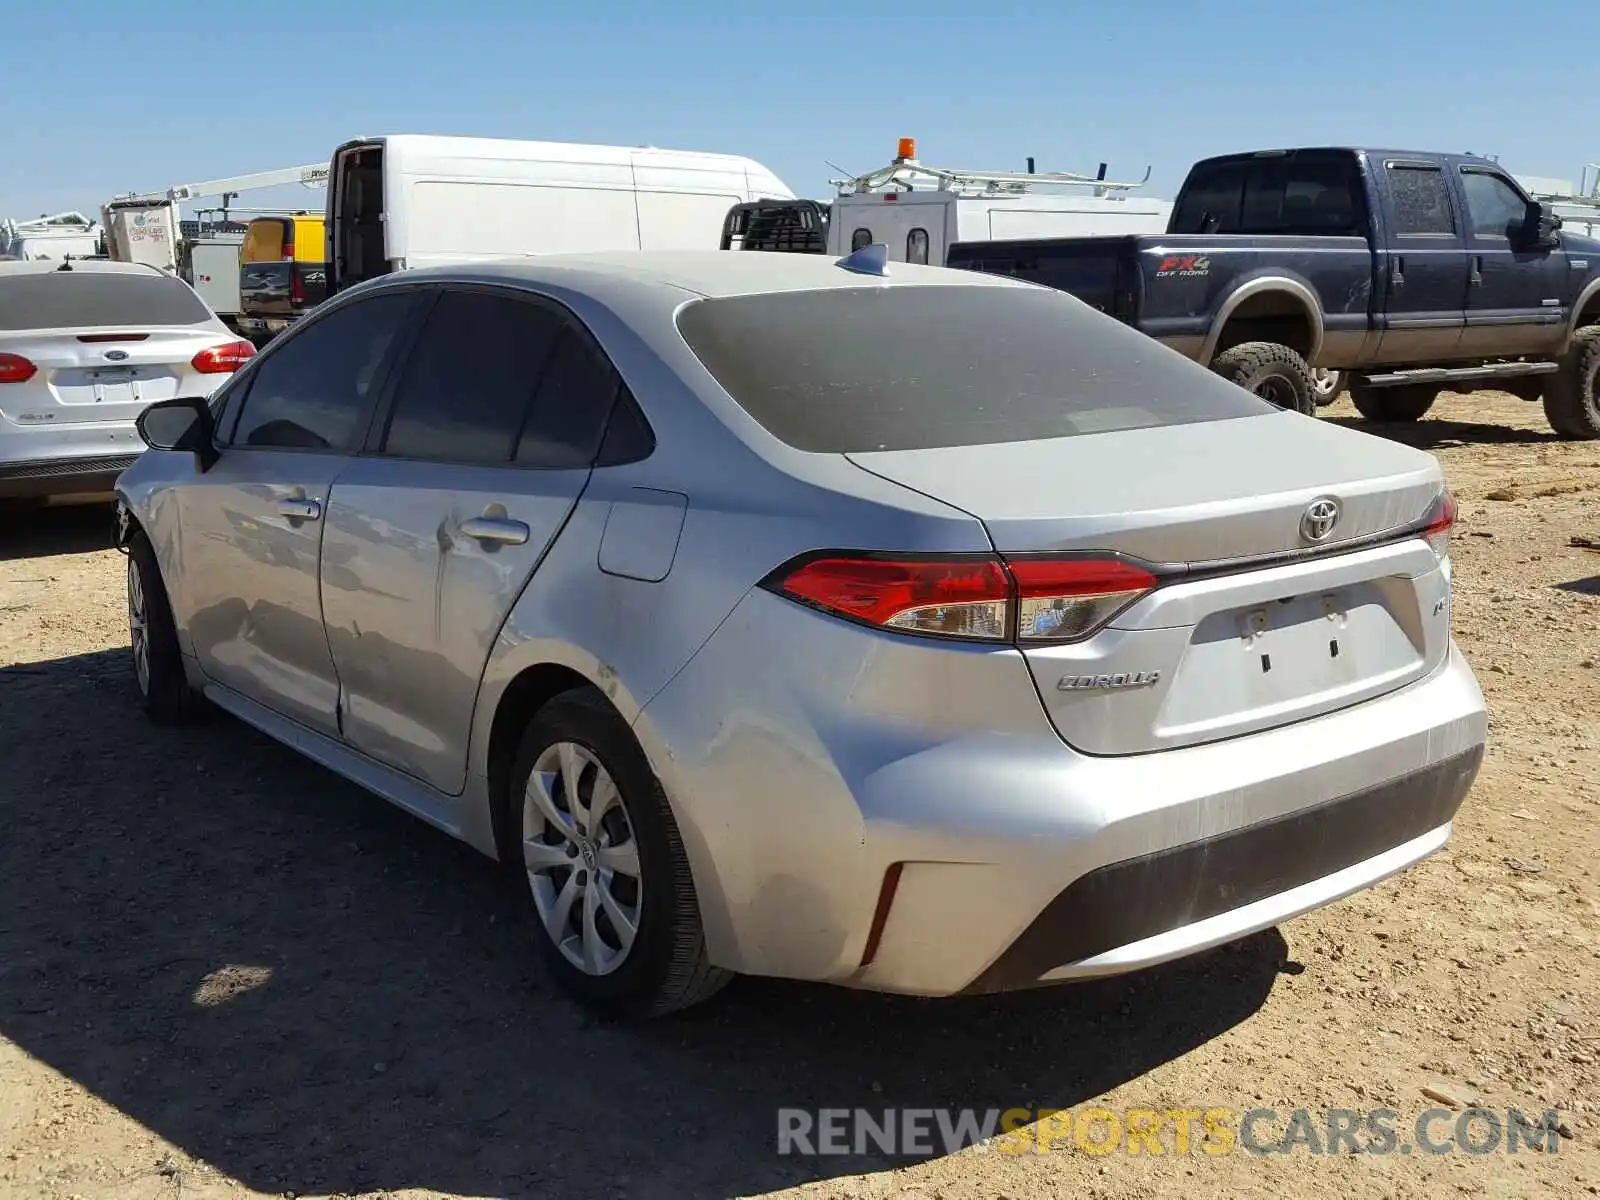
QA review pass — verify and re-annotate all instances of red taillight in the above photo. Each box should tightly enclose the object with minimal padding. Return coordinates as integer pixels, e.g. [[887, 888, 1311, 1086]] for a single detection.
[[1007, 557, 1159, 641], [191, 340, 256, 374], [1423, 488, 1456, 561], [771, 553, 1158, 643], [0, 353, 37, 383], [290, 269, 305, 307], [282, 238, 294, 261], [778, 557, 1012, 640]]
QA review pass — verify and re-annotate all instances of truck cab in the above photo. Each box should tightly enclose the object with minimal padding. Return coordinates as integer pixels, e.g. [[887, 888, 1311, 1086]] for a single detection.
[[951, 146, 1600, 436]]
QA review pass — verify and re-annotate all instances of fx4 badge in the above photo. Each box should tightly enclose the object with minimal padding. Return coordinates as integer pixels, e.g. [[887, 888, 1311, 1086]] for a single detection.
[[1155, 254, 1210, 278], [1058, 671, 1161, 692]]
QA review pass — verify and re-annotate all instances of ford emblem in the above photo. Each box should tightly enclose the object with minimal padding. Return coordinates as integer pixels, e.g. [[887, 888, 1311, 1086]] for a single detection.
[[104, 349, 130, 362]]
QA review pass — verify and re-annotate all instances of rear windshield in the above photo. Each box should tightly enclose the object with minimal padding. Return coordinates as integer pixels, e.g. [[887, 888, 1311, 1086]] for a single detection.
[[0, 270, 214, 330], [1170, 153, 1366, 237], [675, 285, 1269, 453]]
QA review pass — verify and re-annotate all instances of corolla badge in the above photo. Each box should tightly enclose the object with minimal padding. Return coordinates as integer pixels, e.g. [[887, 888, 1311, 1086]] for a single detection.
[[1300, 496, 1341, 543], [104, 349, 129, 361]]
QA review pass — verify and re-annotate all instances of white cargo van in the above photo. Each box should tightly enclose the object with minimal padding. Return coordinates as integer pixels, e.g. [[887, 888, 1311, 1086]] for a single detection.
[[325, 135, 795, 292]]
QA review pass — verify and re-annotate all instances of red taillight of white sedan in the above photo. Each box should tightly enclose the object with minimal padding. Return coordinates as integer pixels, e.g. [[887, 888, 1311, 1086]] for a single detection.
[[190, 341, 257, 374], [0, 352, 38, 383]]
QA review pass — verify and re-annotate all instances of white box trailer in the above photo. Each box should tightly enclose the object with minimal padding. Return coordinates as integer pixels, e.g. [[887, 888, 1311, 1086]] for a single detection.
[[326, 134, 796, 292], [824, 139, 1172, 265]]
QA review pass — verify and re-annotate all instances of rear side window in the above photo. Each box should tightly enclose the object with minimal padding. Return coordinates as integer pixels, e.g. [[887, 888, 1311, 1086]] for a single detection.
[[380, 291, 561, 464], [1387, 165, 1456, 235], [230, 292, 413, 450], [377, 288, 622, 469], [0, 270, 214, 330], [677, 285, 1269, 453]]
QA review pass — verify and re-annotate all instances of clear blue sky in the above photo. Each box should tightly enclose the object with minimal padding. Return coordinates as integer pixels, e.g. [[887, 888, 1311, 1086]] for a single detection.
[[4, 0, 1595, 221]]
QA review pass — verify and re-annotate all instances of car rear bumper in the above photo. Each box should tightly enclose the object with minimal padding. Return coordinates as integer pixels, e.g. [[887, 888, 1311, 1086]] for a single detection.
[[0, 453, 141, 500], [638, 588, 1487, 996]]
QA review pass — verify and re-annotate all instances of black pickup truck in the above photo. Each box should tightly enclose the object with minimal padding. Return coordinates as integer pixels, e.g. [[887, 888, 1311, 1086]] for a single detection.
[[948, 147, 1600, 437]]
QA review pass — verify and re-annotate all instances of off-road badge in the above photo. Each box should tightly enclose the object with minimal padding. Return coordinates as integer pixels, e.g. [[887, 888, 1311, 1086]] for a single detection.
[[1155, 254, 1210, 278]]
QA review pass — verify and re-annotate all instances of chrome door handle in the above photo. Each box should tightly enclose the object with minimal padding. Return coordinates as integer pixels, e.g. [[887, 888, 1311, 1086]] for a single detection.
[[459, 516, 530, 546], [277, 497, 321, 521]]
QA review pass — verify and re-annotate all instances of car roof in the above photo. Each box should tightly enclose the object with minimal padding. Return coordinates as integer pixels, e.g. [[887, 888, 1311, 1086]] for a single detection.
[[384, 250, 1033, 302], [0, 258, 165, 278]]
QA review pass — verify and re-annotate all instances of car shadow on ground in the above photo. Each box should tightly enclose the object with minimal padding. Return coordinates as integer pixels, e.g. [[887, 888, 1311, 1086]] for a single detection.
[[1554, 575, 1600, 597], [0, 502, 114, 562], [0, 648, 1288, 1200], [1321, 414, 1564, 449]]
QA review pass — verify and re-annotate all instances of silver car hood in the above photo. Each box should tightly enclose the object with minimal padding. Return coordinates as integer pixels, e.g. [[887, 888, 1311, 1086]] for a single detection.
[[845, 412, 1443, 563]]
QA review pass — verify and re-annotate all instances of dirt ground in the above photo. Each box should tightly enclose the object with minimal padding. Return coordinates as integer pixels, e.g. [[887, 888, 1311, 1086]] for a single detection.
[[1, 390, 1597, 1200]]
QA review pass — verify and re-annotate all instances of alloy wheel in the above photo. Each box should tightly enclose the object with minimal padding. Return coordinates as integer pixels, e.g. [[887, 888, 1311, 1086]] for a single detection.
[[127, 557, 149, 696], [522, 741, 642, 976]]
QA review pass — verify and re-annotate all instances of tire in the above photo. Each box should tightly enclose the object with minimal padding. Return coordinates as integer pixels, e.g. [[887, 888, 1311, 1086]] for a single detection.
[[1309, 367, 1346, 407], [126, 531, 207, 723], [1210, 342, 1316, 415], [507, 689, 730, 1018], [1348, 383, 1440, 423], [1543, 326, 1600, 438]]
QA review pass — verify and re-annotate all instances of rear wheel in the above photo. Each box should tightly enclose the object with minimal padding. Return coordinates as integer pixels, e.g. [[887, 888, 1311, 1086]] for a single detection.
[[1210, 342, 1316, 415], [126, 531, 206, 723], [1309, 367, 1346, 407], [1543, 326, 1600, 438], [508, 689, 730, 1018], [1349, 383, 1440, 423]]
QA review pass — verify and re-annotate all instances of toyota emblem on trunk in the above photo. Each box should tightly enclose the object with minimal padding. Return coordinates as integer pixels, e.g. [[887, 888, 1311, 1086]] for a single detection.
[[1301, 497, 1341, 542]]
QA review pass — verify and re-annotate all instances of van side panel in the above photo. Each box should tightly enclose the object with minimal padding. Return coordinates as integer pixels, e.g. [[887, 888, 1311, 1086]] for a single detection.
[[406, 181, 642, 262]]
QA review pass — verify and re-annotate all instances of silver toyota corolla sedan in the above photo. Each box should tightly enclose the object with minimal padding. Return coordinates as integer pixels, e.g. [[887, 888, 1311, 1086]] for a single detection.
[[115, 250, 1487, 1017]]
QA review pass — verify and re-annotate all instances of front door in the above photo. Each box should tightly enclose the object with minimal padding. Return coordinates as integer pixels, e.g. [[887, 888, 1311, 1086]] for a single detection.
[[1456, 165, 1569, 358], [1374, 159, 1470, 363], [180, 290, 417, 734], [319, 287, 624, 794]]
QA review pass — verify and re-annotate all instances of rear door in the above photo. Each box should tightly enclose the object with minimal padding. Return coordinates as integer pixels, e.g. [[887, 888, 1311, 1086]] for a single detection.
[[1373, 159, 1470, 361], [838, 194, 948, 264], [179, 290, 418, 734], [1455, 164, 1568, 357], [319, 286, 623, 794]]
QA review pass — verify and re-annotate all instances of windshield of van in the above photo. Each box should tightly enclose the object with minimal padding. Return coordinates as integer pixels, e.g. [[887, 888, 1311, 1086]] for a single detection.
[[676, 285, 1270, 452]]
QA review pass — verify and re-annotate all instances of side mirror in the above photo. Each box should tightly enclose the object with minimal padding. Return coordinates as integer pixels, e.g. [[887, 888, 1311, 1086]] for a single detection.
[[1522, 202, 1562, 248], [136, 396, 219, 471]]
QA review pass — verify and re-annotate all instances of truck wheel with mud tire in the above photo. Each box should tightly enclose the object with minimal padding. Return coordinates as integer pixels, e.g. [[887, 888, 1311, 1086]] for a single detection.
[[1349, 383, 1440, 423], [1210, 342, 1316, 416], [1543, 326, 1600, 439]]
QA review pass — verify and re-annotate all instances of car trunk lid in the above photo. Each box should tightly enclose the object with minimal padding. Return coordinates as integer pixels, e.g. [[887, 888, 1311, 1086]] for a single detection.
[[848, 413, 1453, 754], [0, 328, 225, 426]]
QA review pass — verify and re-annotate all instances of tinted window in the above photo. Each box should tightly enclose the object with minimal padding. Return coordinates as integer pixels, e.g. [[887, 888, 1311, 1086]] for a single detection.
[[906, 228, 930, 264], [231, 292, 412, 450], [1173, 155, 1361, 236], [1387, 166, 1456, 235], [382, 291, 560, 464], [0, 270, 214, 330], [850, 228, 873, 251], [677, 285, 1269, 453], [1461, 171, 1528, 238], [513, 327, 620, 468]]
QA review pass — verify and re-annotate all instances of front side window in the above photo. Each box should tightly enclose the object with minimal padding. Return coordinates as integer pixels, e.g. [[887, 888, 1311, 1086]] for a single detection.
[[1387, 165, 1456, 235], [677, 285, 1268, 453], [906, 227, 930, 264], [1460, 170, 1529, 238], [228, 292, 413, 450]]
